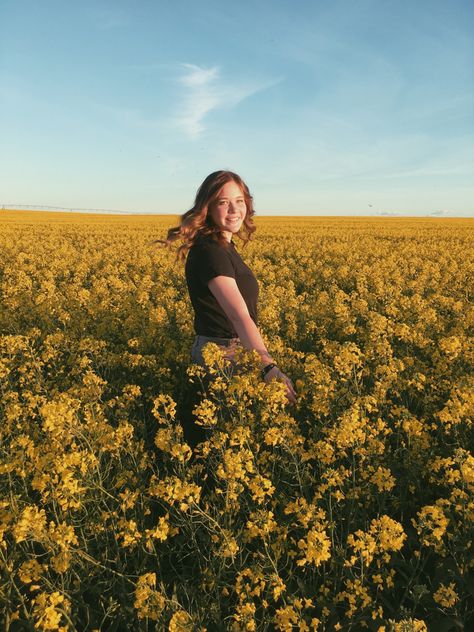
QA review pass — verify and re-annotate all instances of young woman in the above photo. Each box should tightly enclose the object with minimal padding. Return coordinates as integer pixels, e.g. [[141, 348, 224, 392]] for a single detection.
[[162, 170, 297, 411]]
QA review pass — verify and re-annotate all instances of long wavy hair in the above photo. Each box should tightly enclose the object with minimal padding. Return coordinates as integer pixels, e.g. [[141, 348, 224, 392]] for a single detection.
[[156, 170, 256, 260]]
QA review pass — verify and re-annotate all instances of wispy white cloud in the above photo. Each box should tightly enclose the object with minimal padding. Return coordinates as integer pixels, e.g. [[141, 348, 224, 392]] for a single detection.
[[174, 63, 281, 139], [180, 64, 219, 88]]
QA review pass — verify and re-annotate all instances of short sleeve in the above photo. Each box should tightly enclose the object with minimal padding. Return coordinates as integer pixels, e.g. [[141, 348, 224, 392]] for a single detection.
[[195, 241, 235, 285]]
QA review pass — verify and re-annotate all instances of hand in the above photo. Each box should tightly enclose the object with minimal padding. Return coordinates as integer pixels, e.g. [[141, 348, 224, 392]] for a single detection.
[[264, 366, 297, 405]]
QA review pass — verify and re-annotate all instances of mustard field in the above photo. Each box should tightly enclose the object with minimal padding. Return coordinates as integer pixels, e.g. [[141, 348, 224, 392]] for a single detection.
[[1, 211, 473, 631]]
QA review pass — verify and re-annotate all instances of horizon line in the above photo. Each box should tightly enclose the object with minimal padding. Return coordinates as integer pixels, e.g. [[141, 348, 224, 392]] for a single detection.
[[2, 205, 473, 219]]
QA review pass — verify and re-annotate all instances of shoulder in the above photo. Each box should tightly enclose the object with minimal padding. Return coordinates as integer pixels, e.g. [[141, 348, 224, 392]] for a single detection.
[[186, 234, 232, 269], [190, 234, 230, 256], [192, 234, 214, 248]]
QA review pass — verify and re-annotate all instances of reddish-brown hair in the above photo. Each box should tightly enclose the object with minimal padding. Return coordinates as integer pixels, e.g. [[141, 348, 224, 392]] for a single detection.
[[156, 170, 256, 260]]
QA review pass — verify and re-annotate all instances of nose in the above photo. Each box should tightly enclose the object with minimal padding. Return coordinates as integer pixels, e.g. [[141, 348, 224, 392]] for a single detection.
[[228, 200, 240, 213]]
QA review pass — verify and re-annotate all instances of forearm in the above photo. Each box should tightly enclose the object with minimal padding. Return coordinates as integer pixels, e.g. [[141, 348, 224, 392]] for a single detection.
[[229, 313, 274, 368]]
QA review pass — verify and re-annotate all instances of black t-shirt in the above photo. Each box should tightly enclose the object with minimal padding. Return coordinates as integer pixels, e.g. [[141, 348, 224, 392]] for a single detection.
[[185, 234, 259, 337]]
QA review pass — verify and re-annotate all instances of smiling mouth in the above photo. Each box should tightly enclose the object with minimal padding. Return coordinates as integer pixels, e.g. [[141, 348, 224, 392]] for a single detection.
[[226, 217, 241, 224]]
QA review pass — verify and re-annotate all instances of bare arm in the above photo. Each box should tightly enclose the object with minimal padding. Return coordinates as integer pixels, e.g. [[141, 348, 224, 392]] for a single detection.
[[208, 275, 273, 368], [208, 275, 297, 404]]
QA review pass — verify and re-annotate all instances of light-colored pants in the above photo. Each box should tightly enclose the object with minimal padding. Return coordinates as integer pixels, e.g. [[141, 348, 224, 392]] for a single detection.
[[190, 334, 241, 374]]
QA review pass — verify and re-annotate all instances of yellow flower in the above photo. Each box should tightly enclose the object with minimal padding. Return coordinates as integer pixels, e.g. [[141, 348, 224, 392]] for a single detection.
[[245, 510, 277, 541], [13, 505, 47, 543], [340, 577, 373, 617], [51, 552, 72, 574], [347, 515, 406, 567], [149, 476, 201, 511], [117, 518, 141, 547], [387, 619, 428, 631], [134, 573, 166, 621], [439, 335, 462, 359], [370, 466, 396, 492], [297, 526, 331, 567], [32, 591, 71, 631], [154, 428, 192, 463], [274, 605, 298, 631], [272, 576, 286, 601], [145, 513, 178, 549], [18, 559, 43, 584], [217, 448, 254, 482], [247, 474, 275, 504], [168, 610, 194, 631], [413, 504, 448, 548], [218, 528, 240, 559], [433, 582, 459, 609], [152, 394, 177, 420], [231, 600, 257, 631], [192, 399, 218, 427]]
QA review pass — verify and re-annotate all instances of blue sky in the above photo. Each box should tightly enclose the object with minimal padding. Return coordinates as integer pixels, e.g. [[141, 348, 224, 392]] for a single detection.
[[1, 0, 473, 216]]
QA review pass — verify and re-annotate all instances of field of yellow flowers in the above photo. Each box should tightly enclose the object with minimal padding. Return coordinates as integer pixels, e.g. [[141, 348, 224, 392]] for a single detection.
[[1, 210, 473, 631]]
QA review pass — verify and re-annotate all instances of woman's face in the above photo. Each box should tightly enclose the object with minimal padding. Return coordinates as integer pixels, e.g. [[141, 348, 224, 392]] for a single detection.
[[208, 180, 247, 241]]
